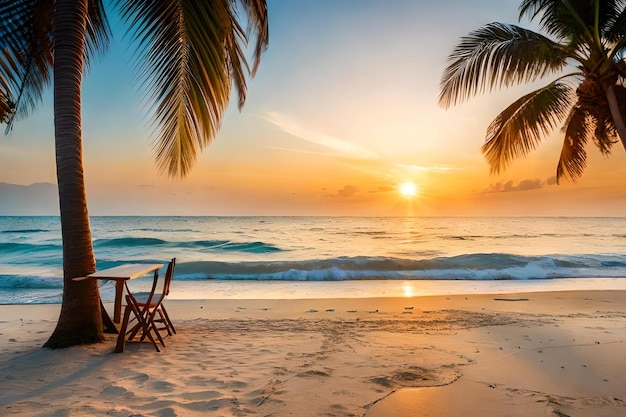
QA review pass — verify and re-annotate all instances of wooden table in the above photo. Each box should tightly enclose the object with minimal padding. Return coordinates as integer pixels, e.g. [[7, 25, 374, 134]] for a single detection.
[[86, 263, 164, 324]]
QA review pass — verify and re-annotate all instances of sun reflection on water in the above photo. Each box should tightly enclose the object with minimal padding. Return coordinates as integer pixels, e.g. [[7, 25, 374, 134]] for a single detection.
[[402, 282, 414, 297]]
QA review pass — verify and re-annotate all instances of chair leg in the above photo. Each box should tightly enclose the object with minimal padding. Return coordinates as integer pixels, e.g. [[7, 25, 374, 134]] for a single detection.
[[125, 296, 161, 352], [139, 309, 166, 348], [141, 325, 161, 352], [160, 305, 176, 334], [126, 316, 142, 341], [154, 308, 174, 336], [137, 313, 160, 352]]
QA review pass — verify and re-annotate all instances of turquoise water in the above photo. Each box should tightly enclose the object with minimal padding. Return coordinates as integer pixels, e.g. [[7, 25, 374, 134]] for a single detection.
[[1, 216, 626, 303]]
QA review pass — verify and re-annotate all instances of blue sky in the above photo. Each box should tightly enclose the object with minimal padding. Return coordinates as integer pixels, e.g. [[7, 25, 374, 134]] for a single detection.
[[2, 0, 626, 216]]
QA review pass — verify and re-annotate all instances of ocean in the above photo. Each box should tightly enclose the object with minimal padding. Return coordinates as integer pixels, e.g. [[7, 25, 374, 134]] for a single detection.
[[2, 216, 626, 304]]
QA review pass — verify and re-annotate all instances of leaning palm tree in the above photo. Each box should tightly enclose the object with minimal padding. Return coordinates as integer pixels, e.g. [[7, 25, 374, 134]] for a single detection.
[[0, 0, 268, 348], [439, 0, 626, 182]]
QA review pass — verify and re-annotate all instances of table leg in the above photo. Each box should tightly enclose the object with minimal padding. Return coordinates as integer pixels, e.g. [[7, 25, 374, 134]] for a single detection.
[[114, 280, 124, 323], [114, 301, 132, 353]]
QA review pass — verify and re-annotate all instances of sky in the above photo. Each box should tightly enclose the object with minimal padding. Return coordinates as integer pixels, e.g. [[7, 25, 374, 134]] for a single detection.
[[2, 0, 626, 216]]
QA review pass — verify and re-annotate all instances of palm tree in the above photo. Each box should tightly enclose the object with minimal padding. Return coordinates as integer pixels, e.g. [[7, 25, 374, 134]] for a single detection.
[[439, 0, 626, 182], [0, 0, 268, 348]]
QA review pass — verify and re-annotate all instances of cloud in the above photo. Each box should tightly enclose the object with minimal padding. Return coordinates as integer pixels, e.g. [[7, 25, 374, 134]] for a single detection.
[[484, 178, 544, 193], [262, 112, 378, 159], [326, 185, 359, 198], [369, 185, 395, 194], [396, 163, 458, 173]]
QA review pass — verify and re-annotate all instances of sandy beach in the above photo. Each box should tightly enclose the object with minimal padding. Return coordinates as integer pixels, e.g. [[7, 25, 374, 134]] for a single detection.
[[1, 290, 626, 416]]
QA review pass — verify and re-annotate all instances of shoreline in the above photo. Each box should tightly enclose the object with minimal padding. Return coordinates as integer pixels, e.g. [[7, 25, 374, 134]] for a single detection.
[[2, 289, 625, 416], [164, 277, 626, 300], [3, 277, 626, 305]]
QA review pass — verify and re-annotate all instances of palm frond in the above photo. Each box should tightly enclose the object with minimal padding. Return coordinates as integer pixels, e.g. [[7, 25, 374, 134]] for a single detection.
[[0, 95, 10, 122], [602, 1, 626, 42], [482, 81, 574, 173], [240, 0, 269, 76], [0, 0, 53, 124], [439, 23, 568, 108], [220, 2, 249, 110], [556, 105, 589, 182], [84, 0, 111, 70], [0, 0, 109, 126], [0, 48, 17, 120], [0, 61, 11, 121], [604, 6, 626, 61], [584, 98, 620, 155], [519, 0, 619, 40], [592, 118, 616, 155], [117, 0, 268, 177]]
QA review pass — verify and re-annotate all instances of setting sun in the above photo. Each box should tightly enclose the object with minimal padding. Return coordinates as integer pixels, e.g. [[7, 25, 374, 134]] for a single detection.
[[399, 181, 418, 198]]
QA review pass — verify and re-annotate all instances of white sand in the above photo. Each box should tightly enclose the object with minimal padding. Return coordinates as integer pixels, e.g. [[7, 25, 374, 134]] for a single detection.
[[1, 291, 626, 416]]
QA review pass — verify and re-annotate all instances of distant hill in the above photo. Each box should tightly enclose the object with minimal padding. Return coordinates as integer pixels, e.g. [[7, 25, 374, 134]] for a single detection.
[[0, 182, 59, 215]]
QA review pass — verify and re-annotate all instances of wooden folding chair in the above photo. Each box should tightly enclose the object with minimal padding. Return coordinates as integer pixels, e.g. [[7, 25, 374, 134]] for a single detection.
[[115, 259, 176, 353], [149, 258, 176, 336]]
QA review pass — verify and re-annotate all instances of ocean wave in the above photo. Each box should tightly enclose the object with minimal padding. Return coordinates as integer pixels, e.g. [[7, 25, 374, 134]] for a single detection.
[[172, 253, 626, 282], [0, 242, 61, 253], [0, 275, 63, 289], [218, 241, 283, 253], [185, 240, 283, 253], [94, 237, 168, 247], [93, 238, 284, 254], [177, 240, 228, 249], [1, 252, 626, 305], [1, 229, 49, 234], [131, 228, 195, 233]]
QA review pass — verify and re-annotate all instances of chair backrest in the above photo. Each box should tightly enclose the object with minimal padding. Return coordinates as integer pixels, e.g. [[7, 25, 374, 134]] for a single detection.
[[162, 258, 176, 296], [124, 268, 160, 307], [124, 258, 175, 309]]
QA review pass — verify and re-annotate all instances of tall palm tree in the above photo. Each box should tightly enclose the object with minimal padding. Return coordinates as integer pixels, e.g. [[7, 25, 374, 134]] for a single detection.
[[0, 0, 268, 348], [439, 0, 626, 182]]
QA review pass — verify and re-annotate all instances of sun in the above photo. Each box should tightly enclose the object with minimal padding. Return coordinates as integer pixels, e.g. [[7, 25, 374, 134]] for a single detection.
[[399, 181, 418, 198]]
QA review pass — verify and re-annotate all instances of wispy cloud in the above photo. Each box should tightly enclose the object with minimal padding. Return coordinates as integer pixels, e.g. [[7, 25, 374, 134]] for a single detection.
[[369, 185, 395, 194], [261, 146, 336, 157], [395, 163, 458, 173], [325, 185, 360, 198], [484, 178, 548, 193], [262, 112, 378, 159]]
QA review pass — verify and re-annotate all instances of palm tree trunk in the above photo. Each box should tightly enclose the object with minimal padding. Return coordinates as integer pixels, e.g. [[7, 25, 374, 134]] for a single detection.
[[44, 0, 103, 348], [604, 84, 626, 151]]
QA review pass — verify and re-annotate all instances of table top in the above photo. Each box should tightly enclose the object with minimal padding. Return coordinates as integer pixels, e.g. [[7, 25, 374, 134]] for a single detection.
[[87, 263, 164, 280]]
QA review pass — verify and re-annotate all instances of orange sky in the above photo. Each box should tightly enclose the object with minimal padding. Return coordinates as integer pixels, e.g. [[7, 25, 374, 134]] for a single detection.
[[2, 0, 626, 216]]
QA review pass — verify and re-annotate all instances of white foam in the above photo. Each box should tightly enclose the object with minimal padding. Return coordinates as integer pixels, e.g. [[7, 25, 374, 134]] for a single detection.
[[166, 277, 626, 300]]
